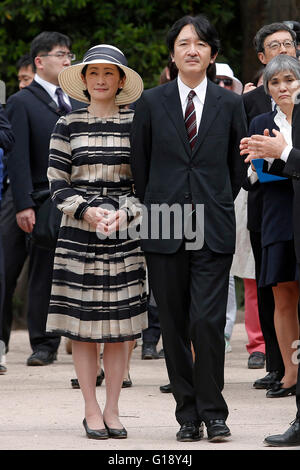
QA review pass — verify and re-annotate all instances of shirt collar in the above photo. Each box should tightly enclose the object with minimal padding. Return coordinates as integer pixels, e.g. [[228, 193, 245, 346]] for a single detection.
[[177, 74, 207, 106], [34, 73, 59, 101]]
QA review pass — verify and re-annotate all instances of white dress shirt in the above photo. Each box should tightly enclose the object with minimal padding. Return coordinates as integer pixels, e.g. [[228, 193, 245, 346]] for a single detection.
[[177, 75, 207, 131], [264, 107, 292, 166], [34, 73, 71, 108]]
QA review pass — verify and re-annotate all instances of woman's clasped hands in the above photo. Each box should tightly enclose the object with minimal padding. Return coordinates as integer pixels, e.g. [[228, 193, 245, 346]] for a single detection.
[[83, 206, 127, 235]]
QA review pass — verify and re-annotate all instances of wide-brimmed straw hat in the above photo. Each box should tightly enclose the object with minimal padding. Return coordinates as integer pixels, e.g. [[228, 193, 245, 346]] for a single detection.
[[58, 44, 144, 105]]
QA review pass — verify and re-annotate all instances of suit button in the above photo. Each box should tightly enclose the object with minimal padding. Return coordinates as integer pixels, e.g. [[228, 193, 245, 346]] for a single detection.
[[184, 192, 190, 199]]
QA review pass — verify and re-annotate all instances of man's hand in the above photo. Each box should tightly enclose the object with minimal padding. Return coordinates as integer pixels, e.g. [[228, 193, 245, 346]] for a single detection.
[[243, 82, 256, 94], [240, 129, 288, 162], [16, 208, 36, 233]]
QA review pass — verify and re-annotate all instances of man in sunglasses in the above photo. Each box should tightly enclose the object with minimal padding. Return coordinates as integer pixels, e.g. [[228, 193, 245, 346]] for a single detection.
[[3, 31, 84, 368], [215, 63, 243, 94]]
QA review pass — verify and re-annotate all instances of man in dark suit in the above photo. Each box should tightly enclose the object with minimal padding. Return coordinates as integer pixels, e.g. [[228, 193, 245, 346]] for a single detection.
[[242, 22, 297, 389], [130, 15, 247, 442], [0, 104, 14, 374], [241, 102, 300, 446], [2, 31, 83, 367], [0, 55, 34, 363]]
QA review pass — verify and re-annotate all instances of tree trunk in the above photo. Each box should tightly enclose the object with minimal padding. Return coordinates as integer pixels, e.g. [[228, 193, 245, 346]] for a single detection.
[[240, 0, 300, 83]]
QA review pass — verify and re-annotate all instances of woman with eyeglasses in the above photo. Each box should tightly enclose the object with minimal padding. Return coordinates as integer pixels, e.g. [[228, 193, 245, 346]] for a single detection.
[[241, 54, 300, 399]]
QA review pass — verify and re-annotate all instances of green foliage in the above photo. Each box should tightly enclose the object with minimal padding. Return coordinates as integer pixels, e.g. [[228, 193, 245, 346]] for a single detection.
[[0, 0, 242, 96]]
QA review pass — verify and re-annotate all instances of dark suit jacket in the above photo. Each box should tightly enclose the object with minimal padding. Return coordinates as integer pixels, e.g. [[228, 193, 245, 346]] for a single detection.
[[249, 111, 294, 249], [5, 80, 84, 213], [130, 78, 247, 254], [0, 104, 14, 154], [242, 85, 272, 233], [269, 103, 300, 262]]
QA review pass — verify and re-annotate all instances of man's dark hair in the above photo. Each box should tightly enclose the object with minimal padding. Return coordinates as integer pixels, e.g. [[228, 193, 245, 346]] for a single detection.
[[30, 31, 72, 71], [16, 53, 34, 72], [253, 22, 297, 53], [166, 15, 220, 56]]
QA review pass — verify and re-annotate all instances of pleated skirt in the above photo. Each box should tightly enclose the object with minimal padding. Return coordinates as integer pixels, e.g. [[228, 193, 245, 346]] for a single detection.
[[259, 240, 299, 288], [46, 212, 148, 343]]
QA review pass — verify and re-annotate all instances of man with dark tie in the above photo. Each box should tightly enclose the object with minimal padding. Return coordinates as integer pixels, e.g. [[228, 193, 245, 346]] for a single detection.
[[130, 15, 247, 442], [2, 31, 84, 367]]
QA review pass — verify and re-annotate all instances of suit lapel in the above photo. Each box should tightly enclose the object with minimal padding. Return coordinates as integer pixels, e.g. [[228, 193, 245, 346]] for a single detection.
[[162, 80, 191, 156], [26, 81, 64, 116], [192, 80, 221, 156]]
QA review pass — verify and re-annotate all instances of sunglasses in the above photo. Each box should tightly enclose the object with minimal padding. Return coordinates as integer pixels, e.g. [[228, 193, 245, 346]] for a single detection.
[[214, 78, 233, 86]]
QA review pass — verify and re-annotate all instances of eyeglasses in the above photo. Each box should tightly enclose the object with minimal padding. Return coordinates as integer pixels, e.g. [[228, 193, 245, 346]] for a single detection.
[[265, 40, 296, 51], [39, 52, 76, 61], [214, 78, 233, 86]]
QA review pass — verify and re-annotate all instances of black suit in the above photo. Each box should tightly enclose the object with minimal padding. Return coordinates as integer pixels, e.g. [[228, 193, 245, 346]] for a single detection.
[[131, 78, 247, 424], [243, 85, 284, 376], [2, 80, 83, 353], [270, 103, 300, 418], [0, 104, 14, 343]]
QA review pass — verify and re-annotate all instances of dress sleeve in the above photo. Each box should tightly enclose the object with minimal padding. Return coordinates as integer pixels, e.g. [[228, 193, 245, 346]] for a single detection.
[[119, 193, 143, 228], [47, 116, 89, 219]]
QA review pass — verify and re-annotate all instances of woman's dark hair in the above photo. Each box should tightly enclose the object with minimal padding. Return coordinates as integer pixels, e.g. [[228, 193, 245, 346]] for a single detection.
[[81, 63, 125, 101], [166, 15, 220, 57]]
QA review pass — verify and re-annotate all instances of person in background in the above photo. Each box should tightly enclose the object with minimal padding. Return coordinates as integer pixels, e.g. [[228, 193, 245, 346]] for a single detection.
[[4, 31, 83, 368], [242, 22, 297, 390], [17, 54, 34, 90], [214, 63, 265, 366], [0, 105, 15, 374], [241, 55, 300, 399], [241, 55, 300, 447], [0, 53, 35, 369]]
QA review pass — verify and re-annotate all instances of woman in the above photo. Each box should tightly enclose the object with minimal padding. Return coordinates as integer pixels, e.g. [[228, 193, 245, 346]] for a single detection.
[[241, 54, 300, 398], [46, 45, 147, 439]]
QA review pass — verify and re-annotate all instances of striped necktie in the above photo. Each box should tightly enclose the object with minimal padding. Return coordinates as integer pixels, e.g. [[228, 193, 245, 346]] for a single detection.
[[55, 87, 72, 114], [184, 90, 197, 150]]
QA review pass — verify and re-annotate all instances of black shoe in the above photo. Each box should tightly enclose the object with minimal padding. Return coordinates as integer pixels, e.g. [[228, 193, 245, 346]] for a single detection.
[[206, 419, 231, 442], [82, 418, 109, 440], [160, 383, 172, 393], [0, 340, 6, 374], [253, 371, 282, 389], [264, 418, 300, 447], [141, 342, 159, 360], [158, 348, 165, 358], [266, 382, 296, 398], [122, 373, 132, 388], [27, 350, 57, 366], [176, 421, 204, 442], [71, 369, 105, 389], [248, 351, 265, 369], [104, 422, 127, 439]]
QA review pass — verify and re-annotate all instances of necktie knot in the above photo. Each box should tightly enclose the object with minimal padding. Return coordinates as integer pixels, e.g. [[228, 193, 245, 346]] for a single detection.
[[55, 87, 72, 114], [188, 90, 196, 101]]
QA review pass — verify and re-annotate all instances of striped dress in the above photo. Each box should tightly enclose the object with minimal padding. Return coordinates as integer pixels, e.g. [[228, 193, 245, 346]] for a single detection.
[[46, 107, 148, 343]]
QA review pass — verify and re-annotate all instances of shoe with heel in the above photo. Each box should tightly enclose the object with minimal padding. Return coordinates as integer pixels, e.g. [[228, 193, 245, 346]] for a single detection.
[[104, 422, 128, 439], [82, 418, 109, 440]]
